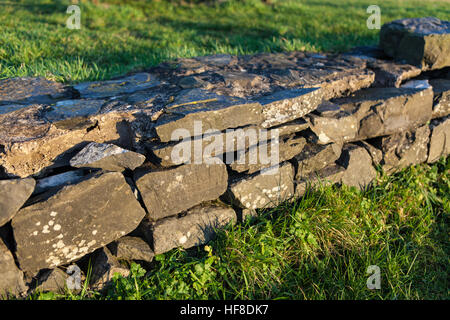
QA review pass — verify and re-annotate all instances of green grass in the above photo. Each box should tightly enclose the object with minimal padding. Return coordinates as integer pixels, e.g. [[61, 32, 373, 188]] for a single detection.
[[29, 157, 449, 300], [2, 0, 449, 300], [1, 0, 449, 83]]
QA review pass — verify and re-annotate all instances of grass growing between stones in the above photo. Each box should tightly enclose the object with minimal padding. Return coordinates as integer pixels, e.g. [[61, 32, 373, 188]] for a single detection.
[[30, 156, 449, 300], [1, 0, 449, 83]]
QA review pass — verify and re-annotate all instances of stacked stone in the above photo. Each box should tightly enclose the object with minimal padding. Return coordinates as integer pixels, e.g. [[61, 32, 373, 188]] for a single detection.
[[0, 17, 449, 297]]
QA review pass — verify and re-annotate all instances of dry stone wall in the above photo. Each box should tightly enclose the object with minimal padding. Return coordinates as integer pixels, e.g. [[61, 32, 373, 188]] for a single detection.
[[0, 17, 449, 297]]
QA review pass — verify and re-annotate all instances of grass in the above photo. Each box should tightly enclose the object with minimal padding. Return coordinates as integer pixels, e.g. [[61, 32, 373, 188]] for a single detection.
[[1, 0, 448, 300], [1, 0, 449, 83]]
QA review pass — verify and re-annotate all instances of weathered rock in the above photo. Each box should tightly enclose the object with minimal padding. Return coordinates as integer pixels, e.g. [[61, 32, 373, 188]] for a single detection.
[[230, 135, 306, 174], [226, 162, 295, 210], [429, 79, 450, 119], [107, 236, 154, 263], [33, 268, 73, 294], [150, 119, 309, 167], [33, 169, 91, 195], [308, 87, 433, 144], [354, 141, 383, 166], [257, 88, 323, 128], [377, 125, 430, 173], [294, 142, 342, 179], [343, 46, 390, 61], [0, 178, 35, 227], [12, 172, 146, 272], [367, 60, 421, 88], [428, 116, 450, 163], [152, 204, 236, 255], [380, 17, 450, 70], [74, 73, 160, 99], [70, 142, 145, 172], [154, 89, 263, 142], [90, 247, 129, 291], [135, 163, 228, 221], [0, 239, 27, 298], [45, 99, 105, 130], [338, 144, 377, 189], [0, 106, 137, 177], [0, 77, 72, 105], [295, 164, 345, 197]]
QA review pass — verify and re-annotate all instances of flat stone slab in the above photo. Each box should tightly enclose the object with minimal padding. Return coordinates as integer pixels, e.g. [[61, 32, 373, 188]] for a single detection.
[[0, 77, 72, 105], [90, 247, 129, 291], [337, 144, 377, 190], [74, 73, 160, 99], [0, 178, 35, 227], [152, 204, 236, 255], [428, 116, 450, 163], [0, 239, 27, 298], [226, 162, 295, 210], [295, 164, 345, 198], [380, 17, 450, 70], [70, 142, 145, 172], [107, 236, 154, 263], [12, 172, 146, 272], [367, 60, 422, 88], [135, 163, 228, 221], [308, 87, 433, 144]]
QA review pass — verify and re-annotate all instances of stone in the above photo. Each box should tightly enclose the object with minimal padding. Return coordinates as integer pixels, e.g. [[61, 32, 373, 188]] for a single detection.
[[338, 144, 377, 189], [33, 169, 91, 195], [354, 141, 383, 166], [0, 178, 35, 227], [33, 268, 72, 294], [256, 88, 323, 128], [295, 164, 345, 197], [107, 236, 154, 263], [0, 77, 71, 105], [367, 60, 421, 88], [11, 172, 146, 272], [150, 119, 309, 167], [294, 142, 342, 179], [74, 73, 160, 99], [308, 87, 433, 144], [0, 239, 27, 298], [70, 142, 145, 171], [380, 17, 450, 70], [378, 125, 431, 174], [90, 247, 130, 291], [229, 135, 306, 174], [428, 116, 450, 163], [0, 106, 137, 177], [343, 46, 390, 61], [429, 79, 450, 119], [154, 89, 263, 142], [135, 163, 228, 221], [226, 162, 295, 210], [152, 204, 236, 255]]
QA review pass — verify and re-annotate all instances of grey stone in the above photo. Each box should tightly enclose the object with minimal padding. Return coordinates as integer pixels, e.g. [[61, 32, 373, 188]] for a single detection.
[[226, 162, 295, 210], [33, 268, 77, 294], [338, 144, 377, 189], [367, 59, 421, 88], [428, 116, 450, 163], [377, 125, 430, 173], [44, 99, 104, 130], [152, 204, 236, 255], [74, 73, 160, 99], [294, 142, 342, 180], [230, 135, 306, 174], [429, 79, 450, 119], [90, 247, 129, 291], [0, 77, 71, 105], [34, 170, 90, 195], [0, 178, 35, 227], [154, 89, 263, 142], [257, 88, 323, 128], [0, 239, 27, 298], [12, 172, 146, 272], [107, 236, 154, 263], [380, 17, 450, 70], [308, 87, 433, 144], [135, 163, 228, 221], [70, 142, 145, 171]]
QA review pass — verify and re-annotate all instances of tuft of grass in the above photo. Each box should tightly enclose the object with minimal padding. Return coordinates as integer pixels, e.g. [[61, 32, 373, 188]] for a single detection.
[[1, 0, 449, 83]]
